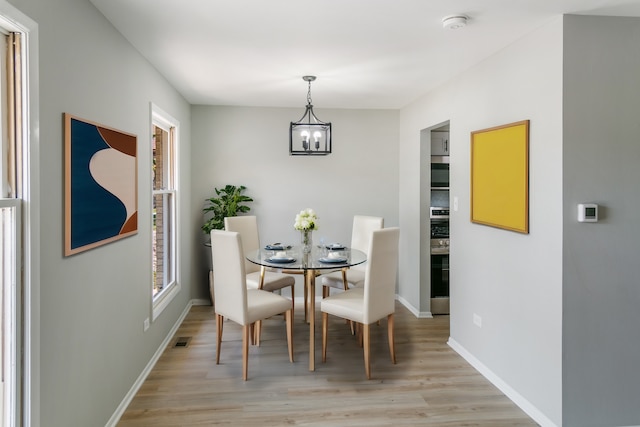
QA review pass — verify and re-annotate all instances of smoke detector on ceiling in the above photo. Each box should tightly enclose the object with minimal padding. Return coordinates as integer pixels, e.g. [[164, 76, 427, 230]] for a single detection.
[[442, 15, 468, 30]]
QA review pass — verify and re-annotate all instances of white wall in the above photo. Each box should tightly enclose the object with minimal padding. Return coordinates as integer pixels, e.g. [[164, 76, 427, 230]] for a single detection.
[[562, 15, 640, 427], [399, 18, 564, 426], [190, 105, 400, 298], [8, 0, 193, 425]]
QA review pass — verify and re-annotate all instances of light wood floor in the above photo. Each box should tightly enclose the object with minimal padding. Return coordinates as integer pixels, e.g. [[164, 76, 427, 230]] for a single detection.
[[118, 301, 538, 426]]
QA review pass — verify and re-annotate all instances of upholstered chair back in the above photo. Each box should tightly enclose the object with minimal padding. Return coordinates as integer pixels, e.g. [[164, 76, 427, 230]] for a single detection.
[[210, 230, 249, 325], [363, 227, 399, 324], [224, 215, 260, 274], [350, 215, 384, 272]]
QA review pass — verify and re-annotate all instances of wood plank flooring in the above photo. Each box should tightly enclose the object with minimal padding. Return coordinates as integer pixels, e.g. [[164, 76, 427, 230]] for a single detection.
[[118, 301, 539, 426]]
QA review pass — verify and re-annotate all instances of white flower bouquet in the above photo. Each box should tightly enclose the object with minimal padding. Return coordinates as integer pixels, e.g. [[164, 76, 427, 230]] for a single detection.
[[294, 208, 318, 231]]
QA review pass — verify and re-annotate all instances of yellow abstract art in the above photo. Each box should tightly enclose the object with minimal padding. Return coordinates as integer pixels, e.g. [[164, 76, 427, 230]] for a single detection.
[[471, 120, 529, 234]]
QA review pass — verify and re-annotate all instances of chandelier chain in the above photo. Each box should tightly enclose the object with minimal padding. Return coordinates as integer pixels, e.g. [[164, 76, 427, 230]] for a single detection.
[[306, 80, 313, 105]]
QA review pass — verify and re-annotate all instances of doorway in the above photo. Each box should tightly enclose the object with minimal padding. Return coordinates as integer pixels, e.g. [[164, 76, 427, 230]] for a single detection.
[[420, 121, 451, 317]]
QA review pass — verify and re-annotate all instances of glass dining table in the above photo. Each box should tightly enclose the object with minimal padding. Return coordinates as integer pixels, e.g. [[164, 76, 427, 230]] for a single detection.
[[246, 244, 366, 371]]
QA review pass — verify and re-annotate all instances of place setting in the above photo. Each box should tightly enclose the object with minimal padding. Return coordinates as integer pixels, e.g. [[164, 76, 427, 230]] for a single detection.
[[318, 242, 348, 264], [264, 246, 296, 264], [264, 242, 292, 251]]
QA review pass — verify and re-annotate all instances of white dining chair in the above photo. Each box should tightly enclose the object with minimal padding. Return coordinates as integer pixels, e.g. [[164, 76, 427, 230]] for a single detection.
[[224, 216, 295, 302], [224, 215, 296, 345], [320, 215, 384, 296], [210, 230, 294, 381], [320, 227, 400, 379]]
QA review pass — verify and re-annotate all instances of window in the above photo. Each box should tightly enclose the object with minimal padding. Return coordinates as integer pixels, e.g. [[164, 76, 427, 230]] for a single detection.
[[151, 105, 179, 319], [0, 5, 37, 425], [1, 28, 26, 426]]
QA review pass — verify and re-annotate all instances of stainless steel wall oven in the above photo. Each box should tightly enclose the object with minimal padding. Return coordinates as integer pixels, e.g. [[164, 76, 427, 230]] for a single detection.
[[431, 162, 450, 188], [430, 215, 449, 314]]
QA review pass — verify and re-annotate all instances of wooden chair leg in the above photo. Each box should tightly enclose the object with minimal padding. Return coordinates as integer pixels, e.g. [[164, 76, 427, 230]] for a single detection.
[[388, 314, 396, 364], [286, 309, 294, 362], [255, 320, 262, 347], [322, 312, 329, 362], [242, 324, 250, 381], [304, 280, 308, 323], [363, 323, 371, 379], [290, 285, 295, 319], [216, 314, 223, 364], [357, 323, 363, 347], [259, 266, 266, 289]]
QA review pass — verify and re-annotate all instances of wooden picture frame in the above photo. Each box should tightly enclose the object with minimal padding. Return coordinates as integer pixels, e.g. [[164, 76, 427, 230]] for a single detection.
[[64, 113, 138, 256], [470, 120, 529, 234]]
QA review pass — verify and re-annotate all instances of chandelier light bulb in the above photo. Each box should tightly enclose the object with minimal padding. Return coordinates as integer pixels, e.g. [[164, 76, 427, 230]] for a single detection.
[[300, 130, 310, 150]]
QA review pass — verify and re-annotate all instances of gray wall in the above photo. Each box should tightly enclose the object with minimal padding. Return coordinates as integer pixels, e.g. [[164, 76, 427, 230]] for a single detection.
[[563, 15, 640, 427], [191, 105, 400, 299], [8, 0, 194, 425], [399, 18, 564, 426]]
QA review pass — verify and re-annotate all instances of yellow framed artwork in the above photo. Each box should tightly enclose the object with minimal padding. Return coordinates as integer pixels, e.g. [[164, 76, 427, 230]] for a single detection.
[[470, 120, 529, 234]]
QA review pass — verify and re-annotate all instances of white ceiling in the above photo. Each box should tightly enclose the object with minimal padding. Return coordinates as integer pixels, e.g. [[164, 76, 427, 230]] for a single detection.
[[89, 0, 640, 109]]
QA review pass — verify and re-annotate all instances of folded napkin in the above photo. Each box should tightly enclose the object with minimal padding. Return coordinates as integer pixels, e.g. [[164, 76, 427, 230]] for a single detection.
[[265, 243, 291, 250], [326, 243, 345, 250]]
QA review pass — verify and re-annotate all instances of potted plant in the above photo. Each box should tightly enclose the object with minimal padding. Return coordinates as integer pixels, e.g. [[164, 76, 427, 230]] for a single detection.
[[202, 184, 254, 234], [202, 184, 253, 303]]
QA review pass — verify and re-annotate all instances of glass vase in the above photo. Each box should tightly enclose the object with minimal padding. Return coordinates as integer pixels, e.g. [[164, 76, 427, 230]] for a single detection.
[[301, 230, 313, 254]]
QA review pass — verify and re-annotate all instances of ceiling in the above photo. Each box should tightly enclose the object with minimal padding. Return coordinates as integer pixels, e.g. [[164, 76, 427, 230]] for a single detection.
[[89, 0, 640, 110]]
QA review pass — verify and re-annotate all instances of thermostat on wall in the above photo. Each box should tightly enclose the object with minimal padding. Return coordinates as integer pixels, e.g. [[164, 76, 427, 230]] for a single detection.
[[577, 203, 598, 222]]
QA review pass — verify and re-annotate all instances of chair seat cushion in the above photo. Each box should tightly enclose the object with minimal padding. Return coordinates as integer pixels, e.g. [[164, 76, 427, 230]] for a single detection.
[[321, 269, 365, 289], [246, 289, 292, 324], [246, 271, 295, 291], [320, 287, 365, 323]]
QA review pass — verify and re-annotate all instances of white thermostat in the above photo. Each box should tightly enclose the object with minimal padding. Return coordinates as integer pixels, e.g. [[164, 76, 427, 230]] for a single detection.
[[577, 203, 598, 222]]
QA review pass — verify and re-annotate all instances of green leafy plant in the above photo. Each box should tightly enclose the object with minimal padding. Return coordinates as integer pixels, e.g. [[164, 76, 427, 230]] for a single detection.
[[202, 184, 253, 234]]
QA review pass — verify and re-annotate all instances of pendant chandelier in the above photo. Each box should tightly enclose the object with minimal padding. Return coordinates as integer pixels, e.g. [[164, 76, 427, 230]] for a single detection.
[[289, 76, 332, 155]]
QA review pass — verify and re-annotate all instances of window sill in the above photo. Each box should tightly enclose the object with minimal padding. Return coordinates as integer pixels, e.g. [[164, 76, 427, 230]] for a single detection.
[[152, 281, 181, 322]]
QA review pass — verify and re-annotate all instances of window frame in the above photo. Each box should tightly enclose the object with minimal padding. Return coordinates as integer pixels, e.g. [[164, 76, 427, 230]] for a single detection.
[[0, 3, 39, 425], [0, 199, 21, 427], [150, 104, 180, 321]]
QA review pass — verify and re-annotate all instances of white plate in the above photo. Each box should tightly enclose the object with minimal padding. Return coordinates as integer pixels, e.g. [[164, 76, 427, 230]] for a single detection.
[[266, 257, 296, 264], [319, 256, 347, 263]]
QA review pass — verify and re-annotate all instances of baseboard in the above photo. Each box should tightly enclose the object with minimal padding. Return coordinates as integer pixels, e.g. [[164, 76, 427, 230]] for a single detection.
[[294, 293, 433, 319], [395, 294, 432, 318], [191, 298, 211, 306], [105, 299, 197, 427], [447, 337, 558, 427]]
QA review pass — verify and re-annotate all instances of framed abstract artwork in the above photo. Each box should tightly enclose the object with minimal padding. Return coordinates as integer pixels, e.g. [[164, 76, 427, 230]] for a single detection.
[[64, 113, 138, 256], [471, 120, 529, 234]]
